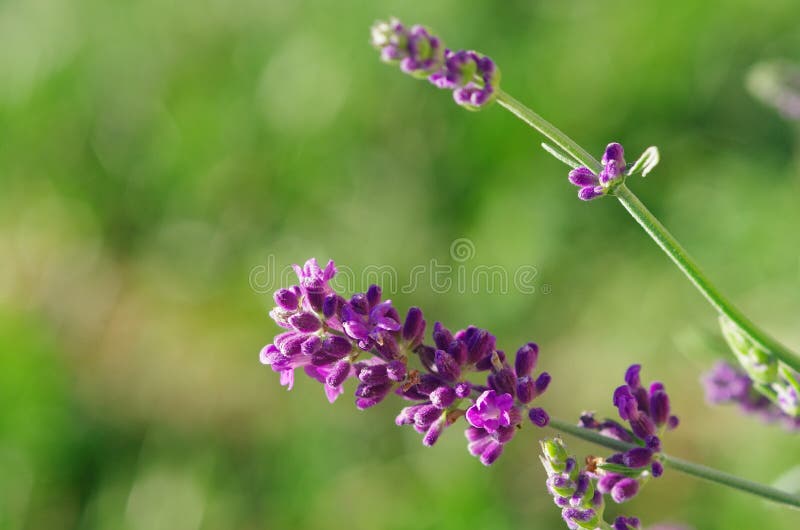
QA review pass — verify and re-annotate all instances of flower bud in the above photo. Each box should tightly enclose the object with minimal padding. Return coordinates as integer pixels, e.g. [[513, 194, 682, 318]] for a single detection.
[[326, 360, 351, 388], [528, 407, 550, 427], [430, 385, 456, 409], [515, 342, 539, 376], [274, 288, 299, 311], [610, 478, 640, 503]]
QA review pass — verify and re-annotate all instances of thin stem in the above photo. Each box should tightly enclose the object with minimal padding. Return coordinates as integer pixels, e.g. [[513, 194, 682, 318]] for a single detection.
[[494, 89, 800, 374], [496, 89, 602, 173], [548, 418, 800, 510], [613, 183, 800, 374]]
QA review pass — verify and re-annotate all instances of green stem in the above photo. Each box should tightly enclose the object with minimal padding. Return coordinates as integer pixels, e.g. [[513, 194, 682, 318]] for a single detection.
[[548, 418, 800, 510], [494, 89, 800, 374], [496, 89, 602, 173], [612, 183, 800, 374]]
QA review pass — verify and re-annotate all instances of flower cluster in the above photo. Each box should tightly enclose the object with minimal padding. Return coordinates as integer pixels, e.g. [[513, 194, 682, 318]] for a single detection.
[[577, 365, 678, 504], [540, 437, 642, 530], [702, 361, 800, 430], [261, 258, 551, 464], [371, 17, 501, 110], [568, 143, 627, 200]]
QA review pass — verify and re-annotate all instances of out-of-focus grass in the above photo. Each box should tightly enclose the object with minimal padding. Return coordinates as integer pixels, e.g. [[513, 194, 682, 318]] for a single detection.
[[1, 0, 799, 528]]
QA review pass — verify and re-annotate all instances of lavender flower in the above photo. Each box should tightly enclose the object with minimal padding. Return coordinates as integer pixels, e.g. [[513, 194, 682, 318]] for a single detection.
[[263, 258, 551, 465], [466, 390, 514, 433], [371, 17, 501, 110], [702, 360, 800, 430], [719, 315, 800, 418], [578, 365, 678, 504], [540, 437, 641, 530], [568, 142, 627, 201]]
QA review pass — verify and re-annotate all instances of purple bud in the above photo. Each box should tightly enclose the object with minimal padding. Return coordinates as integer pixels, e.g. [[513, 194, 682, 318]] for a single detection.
[[613, 386, 638, 420], [466, 328, 496, 364], [274, 288, 299, 311], [279, 334, 305, 356], [356, 363, 389, 385], [528, 407, 550, 427], [448, 340, 468, 365], [651, 460, 664, 477], [349, 293, 369, 315], [629, 414, 656, 439], [597, 473, 623, 494], [610, 478, 640, 503], [301, 335, 322, 355], [386, 360, 407, 382], [517, 377, 534, 403], [578, 185, 605, 201], [322, 294, 340, 319], [434, 349, 461, 381], [514, 342, 539, 377], [534, 372, 552, 396], [303, 280, 326, 312], [354, 382, 392, 408], [649, 387, 671, 426], [355, 396, 386, 409], [667, 415, 680, 430], [396, 405, 422, 426], [402, 307, 425, 344], [322, 336, 352, 358], [366, 284, 381, 308], [613, 516, 641, 530], [432, 322, 453, 350], [568, 167, 598, 187], [288, 312, 321, 333], [625, 364, 642, 389], [259, 344, 280, 365], [430, 385, 456, 409], [343, 319, 370, 341], [455, 381, 472, 398], [422, 417, 445, 446], [645, 435, 662, 452], [490, 367, 517, 397], [326, 360, 351, 388], [479, 440, 503, 466], [602, 142, 625, 167], [414, 404, 443, 429], [562, 508, 595, 523], [622, 447, 653, 468], [570, 472, 590, 506]]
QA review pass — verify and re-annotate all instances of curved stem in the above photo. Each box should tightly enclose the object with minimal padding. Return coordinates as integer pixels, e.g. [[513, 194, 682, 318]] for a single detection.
[[613, 183, 800, 374], [496, 89, 602, 173], [494, 89, 800, 374], [548, 418, 800, 510]]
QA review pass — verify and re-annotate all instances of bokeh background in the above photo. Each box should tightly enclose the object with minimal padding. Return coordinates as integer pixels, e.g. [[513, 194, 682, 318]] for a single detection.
[[2, 0, 800, 528]]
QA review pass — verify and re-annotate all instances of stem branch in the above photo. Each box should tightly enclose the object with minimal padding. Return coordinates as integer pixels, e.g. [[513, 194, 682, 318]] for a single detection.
[[548, 418, 800, 510], [494, 89, 800, 374]]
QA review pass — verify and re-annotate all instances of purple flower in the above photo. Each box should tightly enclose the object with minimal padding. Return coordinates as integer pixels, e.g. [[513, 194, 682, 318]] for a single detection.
[[613, 516, 642, 530], [568, 143, 628, 201], [702, 361, 800, 430], [541, 437, 641, 530], [264, 257, 551, 465], [371, 18, 444, 78], [466, 390, 514, 433], [371, 18, 501, 110]]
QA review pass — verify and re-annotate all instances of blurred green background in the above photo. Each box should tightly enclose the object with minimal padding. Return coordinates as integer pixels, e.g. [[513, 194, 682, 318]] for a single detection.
[[2, 0, 800, 528]]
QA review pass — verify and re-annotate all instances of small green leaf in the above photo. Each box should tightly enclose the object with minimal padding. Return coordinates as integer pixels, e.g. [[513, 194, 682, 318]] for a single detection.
[[627, 146, 660, 177], [541, 142, 581, 169]]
